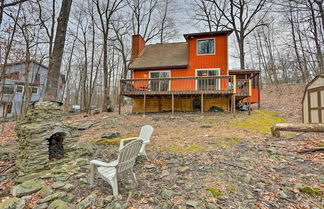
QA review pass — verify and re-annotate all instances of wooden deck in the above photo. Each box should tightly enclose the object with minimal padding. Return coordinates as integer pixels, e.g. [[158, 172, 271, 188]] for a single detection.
[[119, 75, 251, 98]]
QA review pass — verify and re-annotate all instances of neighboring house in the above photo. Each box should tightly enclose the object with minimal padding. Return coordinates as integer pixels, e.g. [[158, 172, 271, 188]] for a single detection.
[[0, 61, 65, 118], [119, 30, 261, 113]]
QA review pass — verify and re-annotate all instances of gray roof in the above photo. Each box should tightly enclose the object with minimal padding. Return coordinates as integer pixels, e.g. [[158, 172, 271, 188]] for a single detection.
[[129, 42, 188, 70]]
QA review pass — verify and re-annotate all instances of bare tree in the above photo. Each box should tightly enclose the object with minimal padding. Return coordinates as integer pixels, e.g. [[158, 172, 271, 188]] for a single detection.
[[207, 0, 269, 69], [93, 0, 123, 112], [44, 0, 73, 101]]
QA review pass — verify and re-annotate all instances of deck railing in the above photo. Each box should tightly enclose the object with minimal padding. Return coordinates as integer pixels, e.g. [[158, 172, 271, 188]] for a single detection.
[[120, 75, 251, 96]]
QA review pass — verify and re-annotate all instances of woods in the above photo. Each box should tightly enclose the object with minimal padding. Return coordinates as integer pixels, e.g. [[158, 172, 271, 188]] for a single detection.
[[0, 0, 323, 114]]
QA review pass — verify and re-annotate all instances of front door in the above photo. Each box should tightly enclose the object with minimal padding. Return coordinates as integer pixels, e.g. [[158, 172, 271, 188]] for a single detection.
[[149, 71, 170, 91], [308, 88, 323, 123]]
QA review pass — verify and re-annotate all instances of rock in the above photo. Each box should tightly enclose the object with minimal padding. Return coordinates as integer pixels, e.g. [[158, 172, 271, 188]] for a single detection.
[[79, 178, 88, 184], [62, 183, 75, 192], [0, 197, 25, 209], [96, 198, 105, 207], [39, 186, 53, 198], [278, 191, 288, 199], [316, 175, 324, 183], [32, 203, 48, 209], [186, 200, 200, 209], [76, 123, 93, 130], [105, 200, 124, 209], [21, 195, 32, 201], [15, 172, 47, 183], [53, 173, 70, 182], [145, 164, 156, 169], [39, 192, 67, 203], [179, 166, 190, 173], [101, 131, 121, 139], [63, 193, 75, 203], [76, 194, 97, 209], [206, 202, 220, 209], [177, 180, 185, 184], [161, 188, 177, 200], [201, 124, 212, 128], [161, 170, 170, 178], [11, 179, 44, 197], [48, 200, 69, 209], [157, 201, 173, 209], [238, 156, 250, 161], [77, 142, 98, 157], [52, 182, 66, 189], [104, 195, 114, 203]]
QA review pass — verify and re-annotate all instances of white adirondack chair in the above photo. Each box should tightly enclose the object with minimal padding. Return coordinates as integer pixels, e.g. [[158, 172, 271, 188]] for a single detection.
[[119, 125, 154, 160], [89, 139, 143, 196]]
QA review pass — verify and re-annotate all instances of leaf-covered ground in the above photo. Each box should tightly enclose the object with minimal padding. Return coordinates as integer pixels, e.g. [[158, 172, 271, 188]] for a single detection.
[[0, 84, 323, 209]]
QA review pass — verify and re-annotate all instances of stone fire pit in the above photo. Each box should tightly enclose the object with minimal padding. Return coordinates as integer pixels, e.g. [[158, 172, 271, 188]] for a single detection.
[[15, 101, 78, 175]]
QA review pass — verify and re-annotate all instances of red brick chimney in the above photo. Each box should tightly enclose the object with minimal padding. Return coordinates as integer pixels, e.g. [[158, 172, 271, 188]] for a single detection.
[[131, 35, 145, 63]]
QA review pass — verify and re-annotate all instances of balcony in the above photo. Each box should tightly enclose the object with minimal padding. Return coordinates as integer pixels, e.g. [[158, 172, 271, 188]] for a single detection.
[[119, 75, 251, 97]]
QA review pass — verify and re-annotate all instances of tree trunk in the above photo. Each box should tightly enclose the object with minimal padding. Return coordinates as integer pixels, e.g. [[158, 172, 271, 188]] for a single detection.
[[44, 0, 73, 101], [271, 123, 324, 137]]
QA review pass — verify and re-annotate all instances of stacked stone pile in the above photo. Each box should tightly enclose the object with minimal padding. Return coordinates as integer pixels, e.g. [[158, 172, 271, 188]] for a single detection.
[[15, 102, 78, 174]]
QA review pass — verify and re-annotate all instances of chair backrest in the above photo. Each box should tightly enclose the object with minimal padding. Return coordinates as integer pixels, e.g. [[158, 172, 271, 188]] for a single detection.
[[139, 125, 154, 143], [117, 139, 143, 173]]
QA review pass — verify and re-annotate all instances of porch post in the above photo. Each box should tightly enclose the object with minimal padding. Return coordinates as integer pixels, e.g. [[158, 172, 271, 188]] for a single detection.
[[143, 93, 146, 117], [201, 93, 204, 115], [257, 73, 261, 109], [171, 94, 174, 115], [248, 96, 251, 115], [231, 94, 236, 114]]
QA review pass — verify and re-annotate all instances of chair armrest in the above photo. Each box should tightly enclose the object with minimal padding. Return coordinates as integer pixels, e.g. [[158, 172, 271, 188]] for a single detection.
[[90, 160, 118, 167], [119, 137, 139, 151]]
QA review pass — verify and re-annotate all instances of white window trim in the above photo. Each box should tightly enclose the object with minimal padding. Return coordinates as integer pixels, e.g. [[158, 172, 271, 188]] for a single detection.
[[149, 70, 171, 91], [32, 87, 38, 94], [197, 38, 216, 56], [16, 85, 24, 93], [195, 68, 221, 91]]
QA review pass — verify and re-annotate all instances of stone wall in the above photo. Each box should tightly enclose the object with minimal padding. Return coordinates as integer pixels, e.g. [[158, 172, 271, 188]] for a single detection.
[[15, 101, 78, 175]]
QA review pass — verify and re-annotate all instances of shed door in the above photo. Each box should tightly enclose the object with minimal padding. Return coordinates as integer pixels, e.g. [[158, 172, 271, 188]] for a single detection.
[[308, 87, 324, 123]]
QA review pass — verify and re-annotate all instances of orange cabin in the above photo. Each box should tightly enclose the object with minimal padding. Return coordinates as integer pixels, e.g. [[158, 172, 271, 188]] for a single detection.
[[121, 31, 261, 113]]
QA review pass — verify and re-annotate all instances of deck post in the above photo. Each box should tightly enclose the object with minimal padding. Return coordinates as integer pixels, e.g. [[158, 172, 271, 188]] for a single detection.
[[201, 93, 204, 115], [143, 93, 146, 117], [257, 73, 261, 109], [248, 96, 251, 115], [171, 94, 174, 115], [231, 94, 236, 114]]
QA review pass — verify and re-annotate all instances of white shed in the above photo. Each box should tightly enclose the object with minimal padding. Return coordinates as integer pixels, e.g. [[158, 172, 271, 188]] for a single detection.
[[302, 74, 324, 124]]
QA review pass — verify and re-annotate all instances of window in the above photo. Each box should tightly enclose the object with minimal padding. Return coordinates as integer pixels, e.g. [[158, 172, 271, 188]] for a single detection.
[[32, 87, 38, 94], [16, 85, 24, 93], [197, 39, 215, 55], [196, 69, 220, 91], [2, 86, 14, 94], [149, 71, 170, 91]]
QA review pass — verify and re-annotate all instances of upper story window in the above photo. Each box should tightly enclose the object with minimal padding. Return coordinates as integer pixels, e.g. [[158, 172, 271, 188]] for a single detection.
[[197, 39, 215, 55]]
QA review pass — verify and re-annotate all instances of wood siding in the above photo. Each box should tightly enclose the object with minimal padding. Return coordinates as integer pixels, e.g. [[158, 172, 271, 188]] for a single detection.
[[132, 97, 229, 113], [303, 76, 324, 124], [132, 34, 229, 91]]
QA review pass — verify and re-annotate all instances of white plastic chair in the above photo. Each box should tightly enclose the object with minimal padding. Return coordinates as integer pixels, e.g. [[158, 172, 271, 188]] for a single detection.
[[119, 125, 154, 160], [89, 139, 143, 196]]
